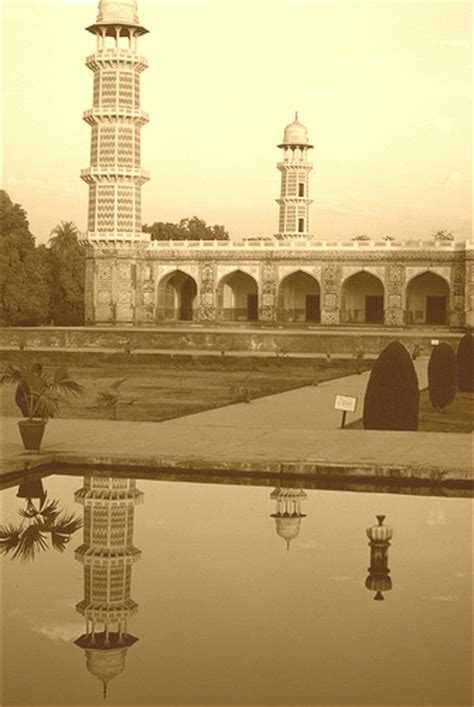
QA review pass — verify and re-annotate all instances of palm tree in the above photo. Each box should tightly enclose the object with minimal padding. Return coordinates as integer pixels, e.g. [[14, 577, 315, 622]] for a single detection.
[[0, 363, 84, 419], [48, 221, 81, 258], [0, 494, 82, 561]]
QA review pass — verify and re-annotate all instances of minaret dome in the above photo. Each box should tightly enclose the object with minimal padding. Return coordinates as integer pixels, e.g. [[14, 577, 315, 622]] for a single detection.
[[278, 112, 313, 149]]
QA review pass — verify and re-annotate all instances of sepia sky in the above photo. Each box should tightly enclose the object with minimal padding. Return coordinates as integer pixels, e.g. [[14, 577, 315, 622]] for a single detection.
[[2, 0, 472, 244]]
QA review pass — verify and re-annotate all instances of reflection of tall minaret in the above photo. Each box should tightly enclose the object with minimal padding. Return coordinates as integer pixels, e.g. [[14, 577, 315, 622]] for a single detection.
[[365, 515, 393, 601], [74, 477, 143, 698], [82, 0, 149, 244], [276, 113, 314, 240], [270, 486, 307, 550]]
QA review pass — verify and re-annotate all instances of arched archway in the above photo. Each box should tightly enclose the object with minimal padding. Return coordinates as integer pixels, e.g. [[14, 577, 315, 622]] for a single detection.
[[341, 272, 384, 324], [406, 272, 450, 325], [217, 271, 258, 322], [156, 270, 197, 322], [278, 271, 320, 322]]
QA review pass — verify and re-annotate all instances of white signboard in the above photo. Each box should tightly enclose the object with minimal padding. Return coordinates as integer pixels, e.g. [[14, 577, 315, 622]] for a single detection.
[[334, 395, 358, 413]]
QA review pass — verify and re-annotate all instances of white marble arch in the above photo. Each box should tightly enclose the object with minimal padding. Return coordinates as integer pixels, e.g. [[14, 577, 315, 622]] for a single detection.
[[405, 266, 451, 288], [216, 264, 259, 287], [154, 265, 199, 301], [277, 265, 322, 286], [404, 267, 451, 316], [340, 265, 386, 286], [155, 266, 198, 321], [155, 263, 199, 283]]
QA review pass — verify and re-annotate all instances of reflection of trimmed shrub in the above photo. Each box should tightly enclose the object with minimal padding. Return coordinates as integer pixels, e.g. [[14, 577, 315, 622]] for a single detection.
[[428, 343, 457, 409], [457, 333, 474, 392], [363, 341, 419, 430]]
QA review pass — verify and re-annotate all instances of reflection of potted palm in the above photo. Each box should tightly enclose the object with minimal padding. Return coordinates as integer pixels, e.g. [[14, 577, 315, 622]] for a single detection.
[[0, 491, 83, 561], [0, 363, 84, 450]]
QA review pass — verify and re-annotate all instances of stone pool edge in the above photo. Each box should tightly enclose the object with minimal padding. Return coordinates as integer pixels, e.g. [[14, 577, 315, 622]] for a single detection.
[[1, 450, 472, 492]]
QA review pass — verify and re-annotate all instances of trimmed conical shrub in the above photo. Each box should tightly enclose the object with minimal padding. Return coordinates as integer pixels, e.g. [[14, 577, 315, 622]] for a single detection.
[[457, 332, 474, 392], [428, 343, 457, 409], [363, 341, 419, 430]]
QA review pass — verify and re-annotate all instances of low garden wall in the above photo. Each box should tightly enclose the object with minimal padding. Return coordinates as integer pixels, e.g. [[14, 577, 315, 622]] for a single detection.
[[0, 325, 463, 357]]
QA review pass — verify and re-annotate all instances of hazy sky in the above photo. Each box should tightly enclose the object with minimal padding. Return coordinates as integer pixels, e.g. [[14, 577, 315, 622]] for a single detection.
[[2, 0, 472, 244]]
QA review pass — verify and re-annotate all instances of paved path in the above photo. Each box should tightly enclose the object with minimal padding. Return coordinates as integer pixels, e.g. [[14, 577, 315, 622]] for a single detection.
[[2, 357, 471, 489]]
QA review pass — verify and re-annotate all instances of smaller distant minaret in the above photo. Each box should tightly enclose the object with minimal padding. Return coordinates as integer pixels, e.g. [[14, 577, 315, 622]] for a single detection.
[[365, 515, 393, 601], [276, 113, 314, 240], [270, 486, 307, 550]]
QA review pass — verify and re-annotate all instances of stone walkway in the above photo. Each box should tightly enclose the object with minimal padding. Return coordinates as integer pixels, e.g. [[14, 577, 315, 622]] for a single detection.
[[1, 357, 471, 487]]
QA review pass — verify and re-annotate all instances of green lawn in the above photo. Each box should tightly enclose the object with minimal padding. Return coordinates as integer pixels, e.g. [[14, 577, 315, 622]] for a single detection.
[[1, 355, 372, 423], [418, 389, 473, 433]]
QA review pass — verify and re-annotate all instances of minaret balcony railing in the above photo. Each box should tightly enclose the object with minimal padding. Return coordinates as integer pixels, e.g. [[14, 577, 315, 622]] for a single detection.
[[85, 233, 151, 245], [75, 545, 142, 561], [83, 108, 149, 126], [86, 51, 148, 71], [81, 167, 150, 184], [277, 161, 313, 170], [76, 601, 138, 619], [75, 488, 144, 503], [276, 197, 314, 205]]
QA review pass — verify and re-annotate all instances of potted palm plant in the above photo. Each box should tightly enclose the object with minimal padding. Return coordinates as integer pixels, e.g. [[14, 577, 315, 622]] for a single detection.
[[0, 486, 83, 561], [0, 363, 84, 450]]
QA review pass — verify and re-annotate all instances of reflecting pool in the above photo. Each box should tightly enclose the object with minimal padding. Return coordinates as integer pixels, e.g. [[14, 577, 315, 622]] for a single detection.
[[1, 474, 472, 706]]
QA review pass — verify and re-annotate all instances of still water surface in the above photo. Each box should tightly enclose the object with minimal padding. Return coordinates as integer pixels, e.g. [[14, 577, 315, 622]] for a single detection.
[[1, 474, 472, 706]]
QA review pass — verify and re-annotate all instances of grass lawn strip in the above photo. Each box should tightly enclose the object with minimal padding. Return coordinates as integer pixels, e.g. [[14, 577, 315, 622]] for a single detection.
[[0, 357, 372, 423]]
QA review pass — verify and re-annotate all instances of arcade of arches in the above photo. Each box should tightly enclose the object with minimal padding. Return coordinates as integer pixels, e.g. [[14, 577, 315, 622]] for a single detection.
[[153, 268, 454, 324]]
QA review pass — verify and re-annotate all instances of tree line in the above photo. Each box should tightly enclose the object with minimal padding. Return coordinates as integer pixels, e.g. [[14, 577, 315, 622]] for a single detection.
[[143, 216, 229, 241], [0, 191, 85, 327], [0, 191, 229, 327]]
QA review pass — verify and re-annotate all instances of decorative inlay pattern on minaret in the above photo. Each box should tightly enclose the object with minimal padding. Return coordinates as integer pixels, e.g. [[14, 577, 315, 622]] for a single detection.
[[82, 0, 149, 243], [74, 475, 143, 698], [276, 113, 314, 240]]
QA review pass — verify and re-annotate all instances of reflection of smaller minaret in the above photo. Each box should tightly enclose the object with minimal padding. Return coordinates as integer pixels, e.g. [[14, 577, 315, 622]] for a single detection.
[[74, 477, 143, 699], [365, 515, 393, 601], [270, 487, 307, 550]]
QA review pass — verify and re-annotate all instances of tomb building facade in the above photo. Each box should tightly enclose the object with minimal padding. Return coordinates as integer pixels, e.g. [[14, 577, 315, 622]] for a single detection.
[[82, 0, 473, 329]]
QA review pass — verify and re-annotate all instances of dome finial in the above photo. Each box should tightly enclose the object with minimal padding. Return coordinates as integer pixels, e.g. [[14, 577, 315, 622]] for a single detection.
[[295, 110, 298, 121]]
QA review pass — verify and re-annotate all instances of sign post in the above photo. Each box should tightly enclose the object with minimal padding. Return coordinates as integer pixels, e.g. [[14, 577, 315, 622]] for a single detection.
[[334, 395, 358, 429]]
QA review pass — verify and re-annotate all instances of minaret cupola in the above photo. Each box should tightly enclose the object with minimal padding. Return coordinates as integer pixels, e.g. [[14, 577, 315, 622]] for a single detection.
[[270, 487, 307, 550], [276, 113, 314, 240], [96, 0, 140, 26]]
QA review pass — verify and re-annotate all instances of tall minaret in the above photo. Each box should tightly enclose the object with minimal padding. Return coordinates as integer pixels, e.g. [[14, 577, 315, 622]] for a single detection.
[[276, 113, 314, 240], [74, 476, 143, 699], [82, 0, 149, 243]]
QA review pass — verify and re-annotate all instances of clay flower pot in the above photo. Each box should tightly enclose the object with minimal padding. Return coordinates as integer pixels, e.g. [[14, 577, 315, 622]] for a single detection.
[[18, 420, 47, 451]]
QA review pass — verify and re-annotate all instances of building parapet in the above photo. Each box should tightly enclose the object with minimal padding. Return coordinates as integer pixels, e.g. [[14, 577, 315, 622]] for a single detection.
[[145, 238, 470, 251]]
